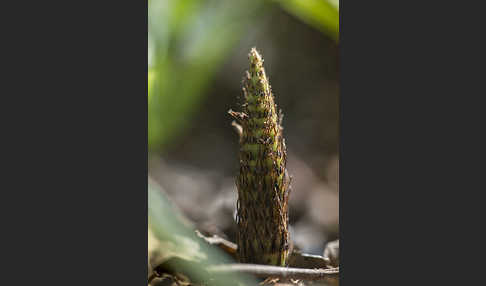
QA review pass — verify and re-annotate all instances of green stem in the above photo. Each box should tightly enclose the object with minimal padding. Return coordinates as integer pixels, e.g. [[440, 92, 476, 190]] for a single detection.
[[229, 48, 291, 266]]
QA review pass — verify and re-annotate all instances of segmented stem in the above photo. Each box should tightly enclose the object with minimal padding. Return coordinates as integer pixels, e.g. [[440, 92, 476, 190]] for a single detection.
[[229, 48, 291, 266]]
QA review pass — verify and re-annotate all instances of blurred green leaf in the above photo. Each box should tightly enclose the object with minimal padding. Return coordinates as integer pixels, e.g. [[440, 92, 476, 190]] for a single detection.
[[148, 178, 257, 285], [273, 0, 339, 41], [148, 0, 263, 151]]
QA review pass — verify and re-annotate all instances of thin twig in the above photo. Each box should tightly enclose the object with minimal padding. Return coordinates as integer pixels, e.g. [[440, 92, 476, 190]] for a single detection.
[[195, 231, 333, 269], [207, 263, 339, 281], [195, 230, 238, 258]]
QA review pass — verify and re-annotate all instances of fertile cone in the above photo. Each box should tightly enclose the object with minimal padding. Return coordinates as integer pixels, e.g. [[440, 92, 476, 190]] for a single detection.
[[229, 48, 290, 266]]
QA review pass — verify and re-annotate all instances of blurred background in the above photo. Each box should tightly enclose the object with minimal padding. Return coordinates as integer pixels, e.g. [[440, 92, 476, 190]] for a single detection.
[[148, 0, 339, 256]]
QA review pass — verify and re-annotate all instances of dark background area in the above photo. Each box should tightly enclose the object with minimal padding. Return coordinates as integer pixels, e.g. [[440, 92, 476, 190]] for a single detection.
[[5, 1, 482, 285]]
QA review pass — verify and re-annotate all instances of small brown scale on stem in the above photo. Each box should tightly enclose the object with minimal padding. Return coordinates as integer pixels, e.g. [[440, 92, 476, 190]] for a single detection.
[[229, 48, 291, 266]]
